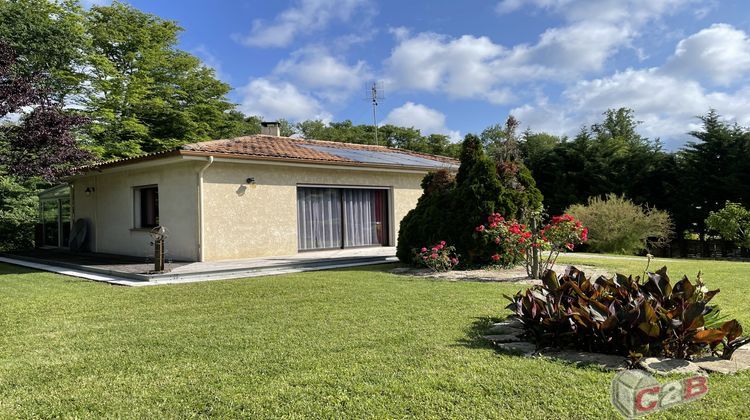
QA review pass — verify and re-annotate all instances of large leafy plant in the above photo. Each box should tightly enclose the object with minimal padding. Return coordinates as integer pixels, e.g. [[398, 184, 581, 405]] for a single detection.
[[507, 266, 748, 359]]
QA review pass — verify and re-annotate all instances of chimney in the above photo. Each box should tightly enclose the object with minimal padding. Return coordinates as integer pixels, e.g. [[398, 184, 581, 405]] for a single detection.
[[260, 121, 281, 136]]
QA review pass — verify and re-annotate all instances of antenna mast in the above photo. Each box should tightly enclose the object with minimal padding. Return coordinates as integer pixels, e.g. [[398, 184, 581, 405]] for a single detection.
[[366, 82, 384, 145]]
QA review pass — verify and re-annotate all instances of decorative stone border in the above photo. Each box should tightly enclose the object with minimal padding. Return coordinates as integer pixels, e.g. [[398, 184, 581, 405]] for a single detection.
[[483, 318, 750, 375]]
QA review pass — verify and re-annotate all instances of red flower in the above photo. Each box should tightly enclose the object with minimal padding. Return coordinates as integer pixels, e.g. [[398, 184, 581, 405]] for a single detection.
[[581, 227, 589, 242], [491, 254, 500, 262], [494, 237, 501, 244], [475, 225, 485, 232]]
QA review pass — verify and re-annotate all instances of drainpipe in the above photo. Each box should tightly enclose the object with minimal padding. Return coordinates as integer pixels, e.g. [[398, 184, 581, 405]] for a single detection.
[[197, 156, 214, 262]]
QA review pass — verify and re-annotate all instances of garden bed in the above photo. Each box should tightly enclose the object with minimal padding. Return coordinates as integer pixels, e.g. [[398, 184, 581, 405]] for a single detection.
[[389, 264, 609, 284]]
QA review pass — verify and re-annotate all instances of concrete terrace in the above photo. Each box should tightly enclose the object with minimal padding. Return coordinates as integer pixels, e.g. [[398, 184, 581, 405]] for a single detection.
[[0, 247, 397, 287]]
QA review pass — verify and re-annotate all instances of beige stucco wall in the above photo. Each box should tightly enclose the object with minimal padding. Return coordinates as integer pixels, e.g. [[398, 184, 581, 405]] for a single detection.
[[71, 160, 201, 261], [202, 161, 425, 260]]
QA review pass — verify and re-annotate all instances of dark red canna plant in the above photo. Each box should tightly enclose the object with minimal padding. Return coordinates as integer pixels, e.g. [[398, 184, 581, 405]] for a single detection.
[[506, 266, 749, 359]]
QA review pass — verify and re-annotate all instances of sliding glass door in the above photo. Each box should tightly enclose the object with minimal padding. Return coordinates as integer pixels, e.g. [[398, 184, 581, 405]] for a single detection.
[[297, 187, 388, 251]]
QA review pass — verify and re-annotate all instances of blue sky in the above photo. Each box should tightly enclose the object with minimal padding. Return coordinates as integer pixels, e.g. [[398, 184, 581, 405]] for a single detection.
[[113, 0, 750, 149]]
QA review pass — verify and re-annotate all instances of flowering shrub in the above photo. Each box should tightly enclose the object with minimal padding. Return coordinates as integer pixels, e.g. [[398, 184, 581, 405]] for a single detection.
[[541, 214, 588, 250], [475, 213, 588, 271], [413, 241, 459, 272], [539, 213, 588, 271], [474, 213, 541, 268]]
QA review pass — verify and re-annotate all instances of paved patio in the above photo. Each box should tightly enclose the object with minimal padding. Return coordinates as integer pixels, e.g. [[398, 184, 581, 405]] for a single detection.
[[0, 247, 397, 286]]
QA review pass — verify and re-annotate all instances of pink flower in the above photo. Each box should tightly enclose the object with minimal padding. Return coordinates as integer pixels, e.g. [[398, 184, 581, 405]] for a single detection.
[[421, 247, 427, 252], [430, 253, 438, 259], [440, 241, 446, 246], [494, 237, 501, 244], [432, 247, 439, 252], [475, 225, 485, 232], [450, 257, 458, 265]]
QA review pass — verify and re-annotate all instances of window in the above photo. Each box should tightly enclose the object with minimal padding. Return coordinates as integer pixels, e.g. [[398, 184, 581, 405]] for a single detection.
[[297, 187, 389, 251], [134, 186, 159, 228]]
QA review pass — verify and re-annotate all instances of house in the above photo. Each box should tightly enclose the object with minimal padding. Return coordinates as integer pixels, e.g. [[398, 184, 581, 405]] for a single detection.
[[44, 123, 458, 262]]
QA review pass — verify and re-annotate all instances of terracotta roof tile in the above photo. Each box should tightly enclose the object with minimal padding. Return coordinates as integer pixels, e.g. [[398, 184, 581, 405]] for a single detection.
[[180, 135, 459, 167], [82, 135, 459, 172]]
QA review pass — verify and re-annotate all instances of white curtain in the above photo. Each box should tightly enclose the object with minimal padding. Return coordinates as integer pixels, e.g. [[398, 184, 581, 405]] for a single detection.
[[343, 189, 379, 247], [297, 188, 342, 250], [297, 187, 387, 250]]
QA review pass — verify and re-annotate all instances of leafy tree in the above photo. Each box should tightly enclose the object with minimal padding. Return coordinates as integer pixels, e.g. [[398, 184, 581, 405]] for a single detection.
[[295, 119, 459, 157], [213, 111, 262, 138], [520, 130, 561, 169], [481, 115, 521, 162], [679, 110, 750, 239], [567, 194, 673, 255], [0, 41, 91, 250], [0, 0, 88, 103], [0, 176, 38, 251], [84, 1, 234, 158], [527, 108, 676, 216], [705, 202, 750, 247]]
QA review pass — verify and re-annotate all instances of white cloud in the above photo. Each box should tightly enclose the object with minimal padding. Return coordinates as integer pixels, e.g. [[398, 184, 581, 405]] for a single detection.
[[384, 33, 512, 103], [238, 78, 332, 122], [663, 23, 750, 85], [510, 22, 750, 148], [385, 0, 695, 103], [235, 0, 372, 48], [384, 102, 461, 141], [274, 47, 370, 102], [512, 67, 750, 149]]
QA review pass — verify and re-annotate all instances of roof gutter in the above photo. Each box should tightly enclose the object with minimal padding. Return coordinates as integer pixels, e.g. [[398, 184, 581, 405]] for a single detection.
[[197, 156, 214, 262]]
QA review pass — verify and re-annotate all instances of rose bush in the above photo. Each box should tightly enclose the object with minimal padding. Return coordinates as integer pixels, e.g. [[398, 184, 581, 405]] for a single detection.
[[475, 213, 588, 270], [538, 214, 588, 272], [413, 241, 459, 272], [474, 213, 540, 268]]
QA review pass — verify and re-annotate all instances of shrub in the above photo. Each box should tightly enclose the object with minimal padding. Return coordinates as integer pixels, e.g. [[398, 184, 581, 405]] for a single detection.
[[507, 266, 749, 359], [537, 213, 588, 272], [706, 201, 750, 247], [413, 241, 459, 271], [566, 194, 672, 254], [474, 213, 534, 268], [397, 134, 543, 266]]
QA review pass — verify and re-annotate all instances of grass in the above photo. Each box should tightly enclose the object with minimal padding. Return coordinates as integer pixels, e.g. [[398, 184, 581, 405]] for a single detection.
[[0, 255, 749, 418]]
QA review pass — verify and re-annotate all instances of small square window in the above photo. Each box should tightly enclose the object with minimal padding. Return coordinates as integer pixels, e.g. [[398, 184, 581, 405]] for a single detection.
[[134, 186, 159, 228]]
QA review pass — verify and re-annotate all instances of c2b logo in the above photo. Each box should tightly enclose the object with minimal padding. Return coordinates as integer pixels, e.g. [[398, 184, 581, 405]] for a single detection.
[[611, 370, 708, 418]]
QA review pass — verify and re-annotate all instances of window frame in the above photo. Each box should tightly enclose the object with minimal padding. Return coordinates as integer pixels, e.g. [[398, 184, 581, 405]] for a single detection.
[[133, 185, 160, 229]]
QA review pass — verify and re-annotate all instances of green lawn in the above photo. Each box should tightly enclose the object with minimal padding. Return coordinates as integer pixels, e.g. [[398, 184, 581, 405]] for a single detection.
[[1, 256, 750, 418]]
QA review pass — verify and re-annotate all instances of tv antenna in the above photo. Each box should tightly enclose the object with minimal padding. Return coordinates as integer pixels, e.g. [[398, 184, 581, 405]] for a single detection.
[[365, 81, 384, 145]]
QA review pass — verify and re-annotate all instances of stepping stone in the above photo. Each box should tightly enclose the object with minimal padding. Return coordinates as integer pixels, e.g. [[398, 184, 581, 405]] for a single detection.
[[543, 350, 628, 371], [483, 334, 521, 343], [639, 357, 702, 375], [730, 344, 750, 365], [694, 356, 750, 375], [486, 322, 524, 335], [493, 341, 536, 356]]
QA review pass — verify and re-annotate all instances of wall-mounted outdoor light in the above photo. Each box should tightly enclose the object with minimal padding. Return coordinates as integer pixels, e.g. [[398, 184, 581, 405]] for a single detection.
[[246, 177, 257, 189], [85, 187, 96, 196]]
